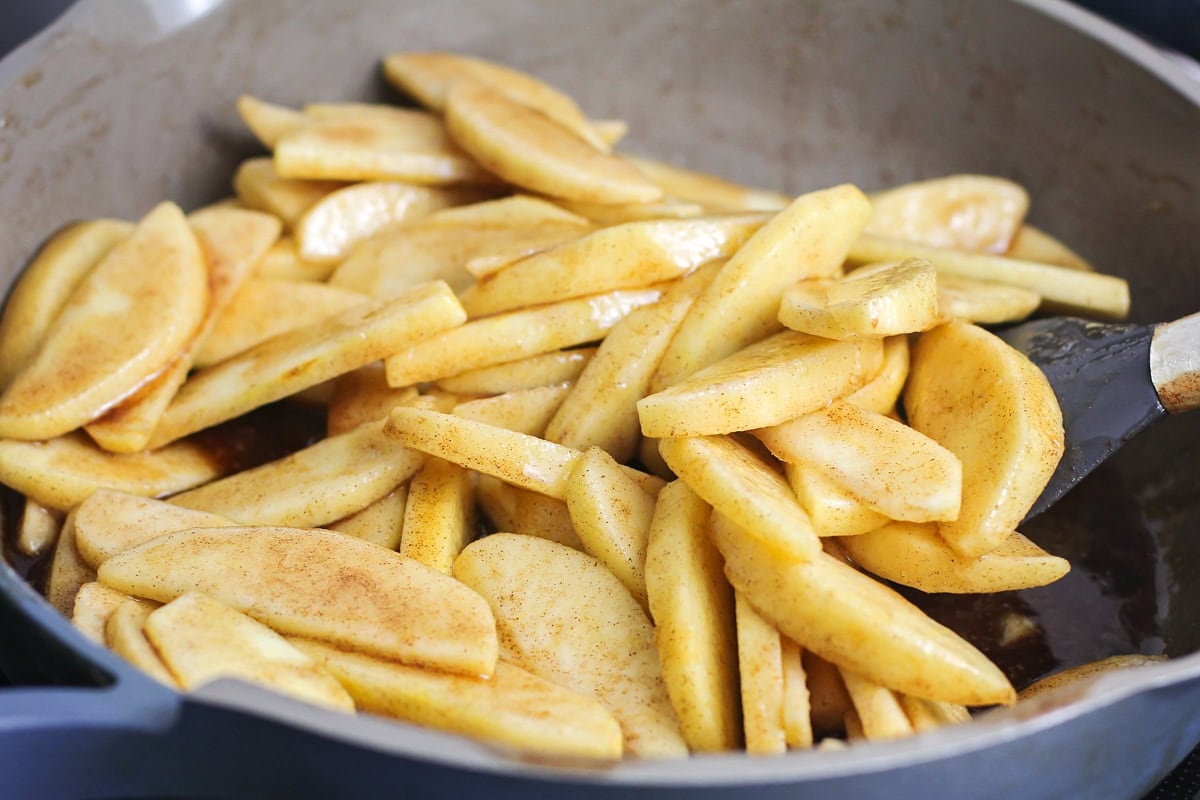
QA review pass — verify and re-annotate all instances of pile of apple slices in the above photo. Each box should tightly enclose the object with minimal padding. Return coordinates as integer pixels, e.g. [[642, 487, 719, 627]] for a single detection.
[[0, 51, 1141, 761]]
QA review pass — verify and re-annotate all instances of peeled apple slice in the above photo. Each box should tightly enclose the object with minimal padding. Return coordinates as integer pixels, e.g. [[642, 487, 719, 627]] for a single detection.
[[0, 202, 207, 440], [296, 641, 623, 761], [644, 480, 740, 752], [904, 321, 1064, 558], [145, 591, 354, 711], [294, 181, 489, 263], [866, 174, 1029, 253], [444, 80, 661, 204], [709, 512, 1015, 707], [841, 522, 1070, 593], [778, 259, 939, 340], [382, 51, 610, 151], [0, 219, 133, 389], [453, 533, 688, 757], [756, 400, 962, 524], [98, 526, 498, 678], [935, 274, 1041, 324]]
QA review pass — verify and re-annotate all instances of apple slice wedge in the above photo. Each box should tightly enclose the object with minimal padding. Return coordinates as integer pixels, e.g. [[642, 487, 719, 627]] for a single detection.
[[296, 641, 623, 760], [98, 525, 498, 678], [453, 533, 687, 757], [0, 218, 133, 388], [145, 592, 354, 711], [0, 202, 208, 440]]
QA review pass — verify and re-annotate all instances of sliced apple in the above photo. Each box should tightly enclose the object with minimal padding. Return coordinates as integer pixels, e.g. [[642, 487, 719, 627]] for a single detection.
[[839, 667, 914, 741], [866, 174, 1029, 253], [459, 214, 766, 317], [779, 259, 939, 340], [453, 533, 687, 757], [150, 281, 466, 447], [1006, 224, 1094, 271], [905, 321, 1064, 558], [294, 181, 490, 263], [0, 202, 208, 440], [544, 268, 714, 463], [171, 419, 424, 528], [98, 525, 498, 677], [86, 207, 281, 453], [780, 639, 813, 749], [735, 592, 786, 755], [936, 274, 1041, 325], [382, 51, 610, 150], [274, 109, 494, 185], [657, 435, 820, 563], [330, 195, 590, 296], [475, 476, 583, 551], [74, 489, 237, 568], [398, 457, 476, 574], [326, 363, 420, 436], [71, 581, 130, 645], [450, 383, 571, 435], [196, 279, 366, 369], [638, 332, 882, 437], [444, 80, 660, 204], [565, 447, 657, 608], [644, 480, 739, 752], [626, 156, 790, 212], [783, 463, 888, 538], [756, 400, 962, 523], [899, 695, 970, 732], [16, 497, 62, 558], [46, 511, 92, 616], [296, 641, 622, 760], [709, 512, 1015, 707], [0, 432, 225, 511], [253, 237, 336, 281], [233, 157, 345, 227], [327, 486, 408, 550], [106, 599, 177, 687], [145, 592, 353, 711], [847, 235, 1129, 320], [554, 197, 704, 225], [384, 288, 660, 388], [236, 96, 309, 148], [841, 522, 1070, 594], [845, 335, 909, 415], [0, 219, 133, 388], [651, 184, 871, 390]]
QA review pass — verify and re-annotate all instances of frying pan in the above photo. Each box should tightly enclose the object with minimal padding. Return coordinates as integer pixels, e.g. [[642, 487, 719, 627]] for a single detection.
[[2, 0, 1199, 797]]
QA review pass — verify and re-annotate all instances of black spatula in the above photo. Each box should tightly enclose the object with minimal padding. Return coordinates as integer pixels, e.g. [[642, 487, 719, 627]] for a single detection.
[[997, 311, 1200, 519]]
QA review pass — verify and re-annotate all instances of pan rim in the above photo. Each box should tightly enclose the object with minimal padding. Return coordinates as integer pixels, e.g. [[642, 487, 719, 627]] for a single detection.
[[0, 0, 1198, 787]]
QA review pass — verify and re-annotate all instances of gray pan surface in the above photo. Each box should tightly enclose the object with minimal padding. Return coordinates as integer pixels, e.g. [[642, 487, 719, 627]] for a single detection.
[[1, 1, 1199, 798]]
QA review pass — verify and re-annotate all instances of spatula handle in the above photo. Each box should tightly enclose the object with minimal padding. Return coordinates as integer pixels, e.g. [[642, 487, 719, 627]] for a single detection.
[[1150, 311, 1200, 414]]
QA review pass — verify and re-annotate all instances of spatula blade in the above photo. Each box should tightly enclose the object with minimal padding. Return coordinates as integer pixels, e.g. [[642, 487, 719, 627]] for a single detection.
[[996, 317, 1164, 520]]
